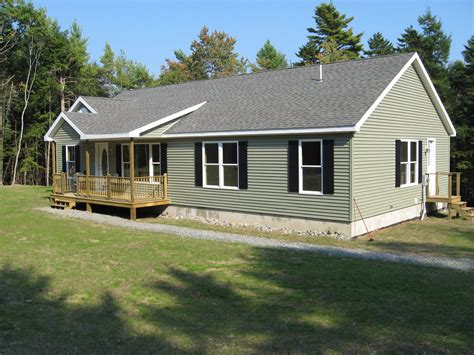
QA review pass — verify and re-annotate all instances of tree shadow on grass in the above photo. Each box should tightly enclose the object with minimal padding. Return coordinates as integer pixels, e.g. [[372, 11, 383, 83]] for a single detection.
[[1, 249, 474, 353], [142, 249, 474, 352], [0, 265, 178, 353]]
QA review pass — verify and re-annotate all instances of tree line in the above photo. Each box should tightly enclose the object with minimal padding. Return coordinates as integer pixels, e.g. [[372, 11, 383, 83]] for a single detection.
[[0, 0, 472, 196]]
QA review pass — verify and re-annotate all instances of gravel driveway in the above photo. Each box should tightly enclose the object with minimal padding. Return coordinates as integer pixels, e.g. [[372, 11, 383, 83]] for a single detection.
[[37, 207, 474, 272]]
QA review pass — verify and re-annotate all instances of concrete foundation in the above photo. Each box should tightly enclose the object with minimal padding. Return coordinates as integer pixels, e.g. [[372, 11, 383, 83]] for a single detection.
[[164, 205, 352, 236]]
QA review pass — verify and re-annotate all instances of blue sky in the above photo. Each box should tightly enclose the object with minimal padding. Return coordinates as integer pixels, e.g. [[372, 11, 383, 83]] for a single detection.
[[34, 0, 473, 75]]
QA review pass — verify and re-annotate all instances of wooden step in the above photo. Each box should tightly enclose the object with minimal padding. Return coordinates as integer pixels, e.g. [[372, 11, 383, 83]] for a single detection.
[[451, 201, 467, 208], [51, 203, 66, 209]]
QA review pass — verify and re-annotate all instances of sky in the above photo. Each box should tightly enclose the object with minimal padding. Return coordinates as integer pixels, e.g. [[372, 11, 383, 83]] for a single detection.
[[33, 0, 473, 75]]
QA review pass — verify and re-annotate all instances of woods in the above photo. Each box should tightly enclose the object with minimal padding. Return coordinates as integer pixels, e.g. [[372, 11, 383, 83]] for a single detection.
[[0, 0, 472, 197]]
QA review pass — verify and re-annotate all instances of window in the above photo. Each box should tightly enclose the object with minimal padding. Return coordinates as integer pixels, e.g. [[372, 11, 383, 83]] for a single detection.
[[400, 140, 418, 187], [66, 145, 76, 176], [121, 143, 161, 177], [203, 142, 239, 189], [299, 140, 322, 194]]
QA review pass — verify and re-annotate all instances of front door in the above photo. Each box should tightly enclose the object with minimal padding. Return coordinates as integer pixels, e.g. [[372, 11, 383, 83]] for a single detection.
[[426, 139, 436, 196], [95, 143, 109, 176]]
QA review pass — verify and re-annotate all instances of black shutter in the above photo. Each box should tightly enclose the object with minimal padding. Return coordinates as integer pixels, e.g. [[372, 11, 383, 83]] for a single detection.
[[418, 140, 423, 184], [238, 141, 248, 189], [160, 143, 168, 174], [75, 145, 81, 174], [288, 140, 299, 192], [395, 140, 401, 187], [195, 142, 202, 187], [323, 140, 334, 194], [61, 145, 66, 173], [116, 144, 122, 176]]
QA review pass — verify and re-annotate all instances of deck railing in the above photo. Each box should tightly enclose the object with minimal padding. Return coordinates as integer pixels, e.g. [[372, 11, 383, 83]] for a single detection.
[[425, 171, 461, 198], [52, 173, 168, 202]]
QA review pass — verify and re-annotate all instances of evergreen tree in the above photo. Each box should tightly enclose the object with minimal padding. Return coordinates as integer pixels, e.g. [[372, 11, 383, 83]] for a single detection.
[[316, 39, 350, 64], [447, 37, 474, 202], [365, 32, 395, 57], [297, 2, 363, 64], [398, 9, 451, 96], [251, 40, 288, 72]]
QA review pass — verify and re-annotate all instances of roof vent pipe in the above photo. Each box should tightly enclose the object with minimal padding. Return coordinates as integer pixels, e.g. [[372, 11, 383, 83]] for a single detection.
[[319, 64, 323, 82]]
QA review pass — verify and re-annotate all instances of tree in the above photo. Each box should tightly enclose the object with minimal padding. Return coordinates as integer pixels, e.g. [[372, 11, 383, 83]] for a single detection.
[[159, 26, 247, 84], [365, 32, 395, 57], [316, 39, 350, 64], [398, 9, 451, 96], [251, 40, 288, 72], [446, 37, 474, 202], [297, 2, 363, 64]]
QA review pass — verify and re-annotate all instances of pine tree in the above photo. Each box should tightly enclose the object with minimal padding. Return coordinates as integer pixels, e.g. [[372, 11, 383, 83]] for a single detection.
[[100, 42, 115, 84], [317, 40, 350, 64], [251, 40, 288, 72], [447, 37, 474, 202], [297, 2, 363, 64], [398, 9, 451, 96], [365, 32, 395, 57]]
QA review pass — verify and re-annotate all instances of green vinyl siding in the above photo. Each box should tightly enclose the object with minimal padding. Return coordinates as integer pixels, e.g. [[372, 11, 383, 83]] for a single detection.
[[140, 119, 180, 138], [53, 120, 84, 173], [352, 64, 451, 220], [167, 135, 351, 222]]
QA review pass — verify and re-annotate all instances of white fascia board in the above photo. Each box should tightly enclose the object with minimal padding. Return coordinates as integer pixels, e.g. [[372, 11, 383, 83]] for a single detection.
[[162, 125, 357, 138], [68, 96, 97, 114], [355, 53, 456, 137], [81, 133, 132, 141], [129, 101, 207, 137], [43, 112, 85, 141]]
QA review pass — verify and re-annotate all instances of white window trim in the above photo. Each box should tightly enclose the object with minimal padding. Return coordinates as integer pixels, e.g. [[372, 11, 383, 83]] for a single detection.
[[65, 144, 76, 176], [202, 141, 239, 190], [121, 143, 161, 177], [400, 139, 419, 188], [298, 139, 323, 195]]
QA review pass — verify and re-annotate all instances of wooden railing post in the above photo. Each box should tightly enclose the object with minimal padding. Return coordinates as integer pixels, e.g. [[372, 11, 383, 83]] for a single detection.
[[130, 139, 135, 203], [86, 141, 90, 197], [163, 173, 168, 200], [456, 173, 460, 197], [107, 174, 111, 200], [61, 172, 66, 194], [436, 172, 439, 195], [76, 173, 79, 193]]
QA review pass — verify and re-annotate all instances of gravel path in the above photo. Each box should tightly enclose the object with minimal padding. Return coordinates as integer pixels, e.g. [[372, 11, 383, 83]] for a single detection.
[[37, 207, 474, 272]]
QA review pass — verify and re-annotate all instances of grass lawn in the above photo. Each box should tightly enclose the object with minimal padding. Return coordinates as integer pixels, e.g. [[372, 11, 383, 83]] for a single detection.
[[0, 186, 473, 352], [144, 211, 474, 259]]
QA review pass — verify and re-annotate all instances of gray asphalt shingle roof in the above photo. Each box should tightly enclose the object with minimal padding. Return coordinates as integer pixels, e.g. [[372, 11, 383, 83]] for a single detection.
[[66, 53, 415, 135]]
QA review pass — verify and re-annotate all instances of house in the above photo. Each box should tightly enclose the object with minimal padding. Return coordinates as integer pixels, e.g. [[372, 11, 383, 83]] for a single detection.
[[44, 52, 461, 237]]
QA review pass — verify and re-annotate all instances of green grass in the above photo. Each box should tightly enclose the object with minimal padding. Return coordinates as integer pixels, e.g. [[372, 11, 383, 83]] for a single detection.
[[0, 186, 473, 352], [143, 211, 474, 259]]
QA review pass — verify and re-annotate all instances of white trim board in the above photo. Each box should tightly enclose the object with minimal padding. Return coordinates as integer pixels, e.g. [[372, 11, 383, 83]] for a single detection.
[[68, 96, 97, 114]]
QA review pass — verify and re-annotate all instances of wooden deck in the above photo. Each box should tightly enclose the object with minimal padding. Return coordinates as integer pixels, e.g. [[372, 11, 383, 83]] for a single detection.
[[425, 172, 473, 220], [51, 173, 170, 220]]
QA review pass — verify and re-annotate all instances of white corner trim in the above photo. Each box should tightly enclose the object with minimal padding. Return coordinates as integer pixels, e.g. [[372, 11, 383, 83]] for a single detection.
[[163, 125, 357, 138], [129, 101, 207, 137], [43, 112, 85, 141], [68, 96, 97, 114], [355, 53, 456, 137]]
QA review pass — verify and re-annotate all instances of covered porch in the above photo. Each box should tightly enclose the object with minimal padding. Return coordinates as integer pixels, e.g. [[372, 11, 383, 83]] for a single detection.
[[49, 139, 170, 220]]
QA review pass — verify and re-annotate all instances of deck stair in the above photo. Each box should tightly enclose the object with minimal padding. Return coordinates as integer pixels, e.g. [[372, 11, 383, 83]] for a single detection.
[[50, 196, 76, 210]]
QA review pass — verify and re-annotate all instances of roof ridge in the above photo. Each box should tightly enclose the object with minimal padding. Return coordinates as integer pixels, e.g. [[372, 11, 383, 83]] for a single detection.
[[116, 52, 416, 96]]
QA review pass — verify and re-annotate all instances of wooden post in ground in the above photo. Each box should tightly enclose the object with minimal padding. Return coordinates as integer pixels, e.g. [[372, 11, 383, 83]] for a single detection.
[[130, 207, 137, 221], [86, 141, 90, 197], [86, 203, 92, 213]]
